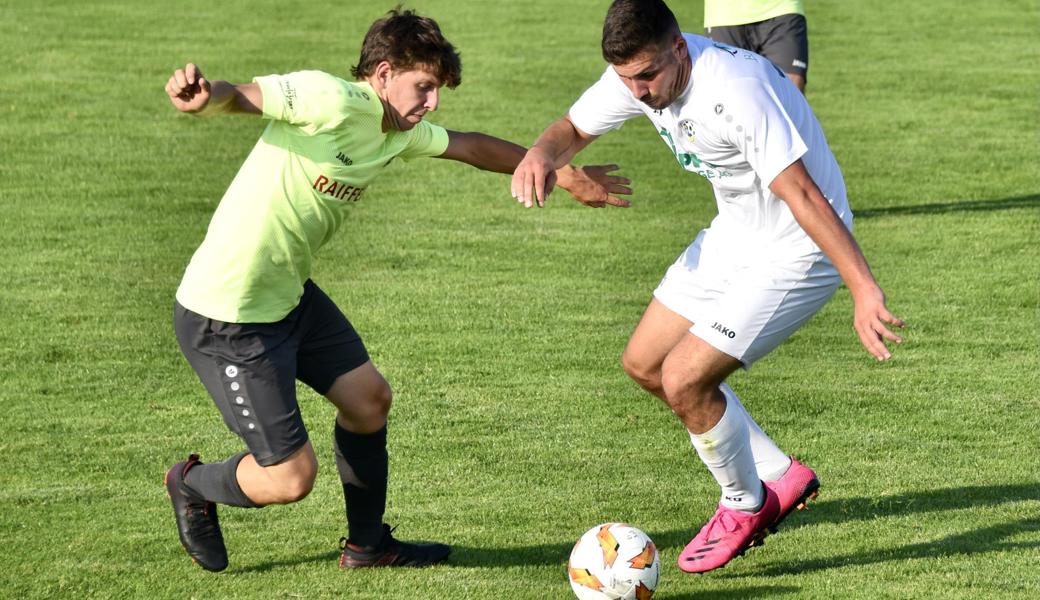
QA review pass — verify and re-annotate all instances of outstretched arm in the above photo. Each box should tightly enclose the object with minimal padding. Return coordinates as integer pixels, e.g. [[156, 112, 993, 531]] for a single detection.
[[511, 117, 599, 208], [439, 130, 630, 208], [165, 63, 263, 116], [770, 160, 905, 360]]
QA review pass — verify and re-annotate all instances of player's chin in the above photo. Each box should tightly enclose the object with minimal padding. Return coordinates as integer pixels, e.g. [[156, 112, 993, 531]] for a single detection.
[[403, 113, 426, 128], [642, 97, 667, 110]]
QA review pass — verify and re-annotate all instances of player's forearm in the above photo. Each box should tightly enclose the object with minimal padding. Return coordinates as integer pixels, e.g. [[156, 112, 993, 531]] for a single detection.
[[442, 132, 527, 173], [786, 188, 879, 296], [197, 81, 262, 116], [530, 117, 589, 168]]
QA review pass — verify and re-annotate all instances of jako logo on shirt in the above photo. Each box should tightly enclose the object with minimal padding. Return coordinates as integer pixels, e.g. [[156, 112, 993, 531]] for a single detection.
[[712, 322, 737, 339]]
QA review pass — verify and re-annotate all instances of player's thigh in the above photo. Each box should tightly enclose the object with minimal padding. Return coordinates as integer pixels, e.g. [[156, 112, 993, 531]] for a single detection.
[[289, 281, 387, 431], [294, 280, 372, 395], [754, 14, 809, 79], [661, 331, 743, 393], [174, 302, 308, 467], [624, 298, 695, 374]]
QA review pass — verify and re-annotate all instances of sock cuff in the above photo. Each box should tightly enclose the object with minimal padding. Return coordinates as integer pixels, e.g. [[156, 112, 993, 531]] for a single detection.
[[689, 391, 746, 448], [334, 422, 388, 456], [224, 452, 262, 508]]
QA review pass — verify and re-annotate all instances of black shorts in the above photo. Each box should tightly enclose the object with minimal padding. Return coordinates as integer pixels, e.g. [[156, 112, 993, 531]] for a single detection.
[[706, 13, 809, 78], [174, 280, 370, 466]]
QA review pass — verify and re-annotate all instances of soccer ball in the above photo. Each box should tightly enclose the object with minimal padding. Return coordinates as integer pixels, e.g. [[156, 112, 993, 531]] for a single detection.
[[568, 523, 660, 600]]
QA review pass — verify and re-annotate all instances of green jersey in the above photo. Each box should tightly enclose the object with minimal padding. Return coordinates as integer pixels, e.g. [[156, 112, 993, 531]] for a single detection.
[[176, 71, 449, 323], [704, 0, 804, 28]]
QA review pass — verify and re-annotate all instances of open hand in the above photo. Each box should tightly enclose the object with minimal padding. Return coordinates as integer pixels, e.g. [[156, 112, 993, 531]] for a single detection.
[[564, 164, 632, 208], [511, 147, 557, 208]]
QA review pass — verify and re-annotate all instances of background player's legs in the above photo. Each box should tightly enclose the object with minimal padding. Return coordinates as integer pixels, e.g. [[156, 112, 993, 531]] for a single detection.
[[325, 360, 393, 547]]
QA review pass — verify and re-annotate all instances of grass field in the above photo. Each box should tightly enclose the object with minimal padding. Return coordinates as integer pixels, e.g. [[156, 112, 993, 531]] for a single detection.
[[1, 0, 1038, 598]]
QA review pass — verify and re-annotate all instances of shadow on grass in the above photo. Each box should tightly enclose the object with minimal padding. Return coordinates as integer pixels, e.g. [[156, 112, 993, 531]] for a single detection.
[[656, 585, 801, 599], [854, 193, 1040, 218], [723, 516, 1040, 579], [234, 482, 1039, 577]]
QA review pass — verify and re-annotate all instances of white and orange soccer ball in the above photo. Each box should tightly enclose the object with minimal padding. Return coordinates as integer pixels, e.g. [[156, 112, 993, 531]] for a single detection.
[[567, 523, 660, 600]]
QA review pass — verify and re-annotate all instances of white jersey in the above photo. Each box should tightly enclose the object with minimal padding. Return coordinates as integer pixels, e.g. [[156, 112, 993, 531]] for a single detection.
[[569, 33, 850, 262]]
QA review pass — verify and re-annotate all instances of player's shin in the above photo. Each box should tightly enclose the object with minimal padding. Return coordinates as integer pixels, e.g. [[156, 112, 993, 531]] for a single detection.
[[687, 392, 764, 512], [333, 422, 389, 547], [720, 382, 792, 481], [182, 451, 261, 508]]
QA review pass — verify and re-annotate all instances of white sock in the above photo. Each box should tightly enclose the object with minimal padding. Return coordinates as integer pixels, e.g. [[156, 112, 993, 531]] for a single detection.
[[688, 390, 763, 512], [720, 382, 792, 482]]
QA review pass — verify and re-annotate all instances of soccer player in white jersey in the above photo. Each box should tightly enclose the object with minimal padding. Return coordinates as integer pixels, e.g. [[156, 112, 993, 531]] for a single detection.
[[511, 0, 904, 573], [162, 8, 629, 573]]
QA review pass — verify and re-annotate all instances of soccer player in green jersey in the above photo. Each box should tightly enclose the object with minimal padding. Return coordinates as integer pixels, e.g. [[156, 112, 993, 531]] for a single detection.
[[162, 8, 631, 572]]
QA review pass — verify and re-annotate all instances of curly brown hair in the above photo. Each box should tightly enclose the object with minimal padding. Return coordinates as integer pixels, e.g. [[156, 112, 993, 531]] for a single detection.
[[351, 7, 462, 88]]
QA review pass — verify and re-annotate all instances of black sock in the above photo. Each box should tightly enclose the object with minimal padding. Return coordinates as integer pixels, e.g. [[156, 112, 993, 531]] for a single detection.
[[182, 452, 261, 508], [333, 422, 388, 547]]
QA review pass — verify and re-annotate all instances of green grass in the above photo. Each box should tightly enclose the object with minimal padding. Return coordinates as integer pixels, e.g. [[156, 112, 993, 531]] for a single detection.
[[2, 0, 1038, 598]]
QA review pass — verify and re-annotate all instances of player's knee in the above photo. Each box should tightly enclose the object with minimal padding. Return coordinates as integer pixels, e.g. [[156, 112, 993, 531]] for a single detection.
[[373, 379, 393, 418], [660, 364, 712, 414], [276, 465, 317, 503], [621, 349, 660, 390], [268, 450, 318, 503]]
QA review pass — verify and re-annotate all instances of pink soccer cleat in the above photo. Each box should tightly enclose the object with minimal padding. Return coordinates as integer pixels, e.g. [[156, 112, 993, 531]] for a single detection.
[[678, 487, 780, 573], [764, 457, 820, 529]]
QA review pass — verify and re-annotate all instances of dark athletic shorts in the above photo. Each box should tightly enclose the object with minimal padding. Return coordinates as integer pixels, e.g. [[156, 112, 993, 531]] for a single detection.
[[174, 280, 370, 466], [706, 13, 809, 79]]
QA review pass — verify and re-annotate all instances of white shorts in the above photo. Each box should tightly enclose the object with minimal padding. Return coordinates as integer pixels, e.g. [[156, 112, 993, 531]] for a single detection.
[[653, 230, 841, 366]]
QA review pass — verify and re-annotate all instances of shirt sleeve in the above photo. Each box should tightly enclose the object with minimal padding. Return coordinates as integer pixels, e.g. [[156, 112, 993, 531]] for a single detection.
[[254, 70, 374, 131], [397, 121, 450, 160], [717, 77, 807, 186], [567, 66, 645, 136]]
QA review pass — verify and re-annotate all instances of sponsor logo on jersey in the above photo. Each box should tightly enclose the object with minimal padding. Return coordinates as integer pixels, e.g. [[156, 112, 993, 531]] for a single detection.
[[715, 103, 724, 115], [278, 78, 297, 110], [712, 322, 737, 339], [658, 127, 733, 180], [312, 174, 366, 202], [678, 119, 696, 143], [335, 152, 353, 166]]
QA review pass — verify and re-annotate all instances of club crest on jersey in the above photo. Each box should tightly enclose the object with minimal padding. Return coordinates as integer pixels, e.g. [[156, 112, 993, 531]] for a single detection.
[[678, 119, 696, 143]]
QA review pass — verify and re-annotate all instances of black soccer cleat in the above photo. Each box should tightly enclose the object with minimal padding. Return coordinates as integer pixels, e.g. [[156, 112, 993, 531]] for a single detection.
[[164, 454, 229, 572], [339, 524, 451, 568]]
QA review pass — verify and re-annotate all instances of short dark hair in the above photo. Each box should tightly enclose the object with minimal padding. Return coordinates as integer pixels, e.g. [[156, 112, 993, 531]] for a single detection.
[[351, 7, 462, 88], [601, 0, 681, 64]]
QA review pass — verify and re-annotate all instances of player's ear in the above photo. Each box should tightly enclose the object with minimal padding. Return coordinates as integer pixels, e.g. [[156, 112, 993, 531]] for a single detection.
[[373, 61, 393, 87], [673, 34, 687, 59]]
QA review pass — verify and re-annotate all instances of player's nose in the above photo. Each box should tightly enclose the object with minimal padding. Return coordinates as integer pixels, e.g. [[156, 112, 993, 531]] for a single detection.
[[425, 89, 439, 112]]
